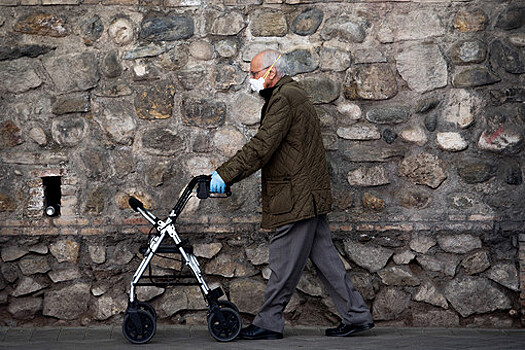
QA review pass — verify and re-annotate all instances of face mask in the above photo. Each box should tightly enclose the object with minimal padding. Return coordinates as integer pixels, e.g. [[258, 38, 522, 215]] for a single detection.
[[249, 77, 266, 93], [249, 54, 282, 93]]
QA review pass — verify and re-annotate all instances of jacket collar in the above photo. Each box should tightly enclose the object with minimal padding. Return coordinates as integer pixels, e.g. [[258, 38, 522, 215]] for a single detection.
[[259, 75, 293, 100]]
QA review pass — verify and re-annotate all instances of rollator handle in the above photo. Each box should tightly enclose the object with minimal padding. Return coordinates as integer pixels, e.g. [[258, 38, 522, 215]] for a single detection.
[[129, 197, 144, 212]]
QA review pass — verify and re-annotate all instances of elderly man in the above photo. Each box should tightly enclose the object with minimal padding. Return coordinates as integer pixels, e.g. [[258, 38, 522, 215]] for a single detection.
[[210, 49, 374, 340]]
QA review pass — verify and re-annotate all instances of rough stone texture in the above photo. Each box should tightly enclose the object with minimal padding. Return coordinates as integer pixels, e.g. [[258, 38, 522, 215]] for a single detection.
[[245, 244, 269, 265], [461, 250, 490, 275], [347, 165, 390, 187], [366, 106, 408, 124], [398, 126, 428, 146], [372, 288, 410, 321], [193, 243, 222, 259], [320, 17, 367, 43], [250, 9, 287, 37], [14, 13, 68, 37], [18, 255, 50, 275], [436, 132, 468, 152], [93, 294, 127, 321], [12, 277, 47, 297], [0, 58, 42, 94], [230, 279, 266, 315], [452, 67, 501, 88], [47, 266, 81, 283], [378, 9, 445, 43], [441, 89, 480, 129], [344, 64, 398, 100], [453, 8, 488, 32], [398, 152, 447, 189], [416, 254, 459, 277], [181, 97, 226, 129], [409, 234, 437, 254], [438, 234, 482, 254], [378, 266, 420, 287], [393, 250, 416, 265], [135, 81, 176, 120], [450, 40, 487, 65], [140, 15, 194, 42], [487, 263, 519, 291], [344, 242, 393, 273], [43, 52, 99, 94], [291, 8, 323, 36], [1, 246, 29, 262], [7, 297, 42, 319], [413, 282, 448, 309], [298, 76, 340, 104], [395, 44, 448, 93], [457, 159, 495, 184], [337, 123, 380, 141], [412, 310, 459, 327], [444, 277, 512, 317]]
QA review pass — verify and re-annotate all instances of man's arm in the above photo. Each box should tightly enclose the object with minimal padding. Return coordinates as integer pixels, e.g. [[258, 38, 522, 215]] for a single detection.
[[216, 95, 291, 184]]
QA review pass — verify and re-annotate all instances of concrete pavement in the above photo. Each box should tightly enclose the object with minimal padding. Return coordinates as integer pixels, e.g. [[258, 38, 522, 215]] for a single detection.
[[1, 325, 525, 350]]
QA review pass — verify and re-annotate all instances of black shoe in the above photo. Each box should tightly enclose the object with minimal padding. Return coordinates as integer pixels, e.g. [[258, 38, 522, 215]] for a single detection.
[[240, 324, 283, 340], [325, 322, 374, 337]]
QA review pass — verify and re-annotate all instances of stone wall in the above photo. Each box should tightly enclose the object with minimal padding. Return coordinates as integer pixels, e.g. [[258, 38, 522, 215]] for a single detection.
[[1, 0, 524, 328]]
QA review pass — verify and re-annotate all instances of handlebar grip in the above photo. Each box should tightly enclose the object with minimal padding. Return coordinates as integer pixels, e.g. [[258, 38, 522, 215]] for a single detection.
[[129, 197, 144, 212]]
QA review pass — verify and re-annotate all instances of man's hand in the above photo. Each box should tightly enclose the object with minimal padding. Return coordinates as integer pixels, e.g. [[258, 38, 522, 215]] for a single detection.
[[210, 171, 226, 193]]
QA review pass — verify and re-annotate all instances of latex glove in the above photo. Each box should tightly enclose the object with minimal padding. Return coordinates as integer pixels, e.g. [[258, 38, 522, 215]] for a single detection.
[[210, 171, 226, 194]]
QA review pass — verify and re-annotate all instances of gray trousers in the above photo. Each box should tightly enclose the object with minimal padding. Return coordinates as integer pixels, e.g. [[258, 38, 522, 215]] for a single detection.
[[252, 215, 373, 333]]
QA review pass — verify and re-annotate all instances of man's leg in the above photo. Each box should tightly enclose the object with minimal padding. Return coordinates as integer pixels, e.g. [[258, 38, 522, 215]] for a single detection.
[[251, 218, 316, 333], [309, 215, 373, 326]]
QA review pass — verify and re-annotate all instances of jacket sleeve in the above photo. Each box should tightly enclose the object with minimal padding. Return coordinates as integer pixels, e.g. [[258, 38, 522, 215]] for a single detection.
[[216, 94, 291, 184]]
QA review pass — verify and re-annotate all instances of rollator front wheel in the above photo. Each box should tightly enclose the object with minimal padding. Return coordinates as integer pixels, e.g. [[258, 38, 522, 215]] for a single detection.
[[207, 307, 242, 342], [122, 309, 156, 344]]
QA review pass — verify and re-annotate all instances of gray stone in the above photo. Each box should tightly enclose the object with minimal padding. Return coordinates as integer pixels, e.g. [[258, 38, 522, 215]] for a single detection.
[[181, 97, 226, 129], [438, 234, 482, 254], [319, 47, 351, 72], [366, 106, 408, 124], [135, 81, 176, 120], [298, 76, 340, 104], [79, 15, 103, 46], [344, 64, 398, 100], [156, 288, 187, 317], [450, 40, 487, 65], [320, 17, 367, 43], [205, 253, 257, 278], [245, 244, 269, 266], [43, 52, 99, 94], [12, 276, 46, 297], [350, 272, 377, 301], [215, 39, 238, 58], [395, 44, 448, 93], [416, 97, 440, 114], [382, 129, 397, 144], [193, 243, 222, 259], [393, 250, 416, 265], [0, 44, 55, 61], [18, 255, 50, 275], [504, 161, 523, 185], [478, 125, 522, 153], [285, 48, 319, 76], [0, 57, 42, 93], [250, 9, 287, 37], [0, 121, 23, 147], [378, 266, 420, 287], [490, 39, 525, 74], [1, 263, 19, 283], [14, 13, 68, 37], [291, 8, 323, 36], [124, 45, 172, 60], [136, 286, 165, 302], [457, 159, 495, 184], [337, 123, 380, 141], [28, 126, 47, 146], [444, 277, 512, 317], [398, 126, 428, 146], [436, 132, 468, 152], [189, 40, 213, 61], [352, 48, 387, 64], [398, 152, 447, 189], [362, 192, 384, 211], [52, 93, 90, 115], [101, 50, 122, 78], [347, 165, 390, 187], [297, 271, 324, 297], [242, 42, 279, 62], [487, 263, 519, 291], [213, 63, 245, 91], [461, 251, 490, 275], [453, 8, 488, 32], [79, 149, 108, 179], [206, 9, 245, 36], [51, 116, 88, 146], [7, 297, 42, 319], [416, 254, 459, 277], [378, 9, 445, 43], [412, 310, 459, 327], [95, 99, 136, 145], [48, 266, 81, 283], [107, 245, 134, 266], [509, 33, 525, 47], [176, 64, 209, 91], [409, 234, 437, 254], [344, 242, 393, 273], [29, 244, 48, 255], [1, 246, 29, 262], [49, 240, 80, 263], [490, 87, 525, 104], [372, 288, 410, 321], [495, 5, 525, 30], [398, 188, 432, 210], [140, 15, 194, 42], [413, 282, 448, 309], [93, 294, 127, 321], [230, 93, 263, 126], [230, 279, 266, 315], [452, 67, 500, 88], [108, 17, 134, 46], [442, 89, 480, 129], [94, 80, 133, 98]]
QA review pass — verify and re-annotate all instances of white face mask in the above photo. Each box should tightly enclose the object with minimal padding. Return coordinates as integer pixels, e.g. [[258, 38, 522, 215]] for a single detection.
[[249, 77, 266, 93]]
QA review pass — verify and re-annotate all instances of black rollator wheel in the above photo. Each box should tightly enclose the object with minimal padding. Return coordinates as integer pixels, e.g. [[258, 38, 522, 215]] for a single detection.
[[207, 307, 242, 342], [137, 301, 157, 320], [122, 309, 156, 344]]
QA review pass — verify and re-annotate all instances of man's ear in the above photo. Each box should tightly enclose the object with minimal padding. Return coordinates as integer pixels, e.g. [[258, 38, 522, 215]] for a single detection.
[[269, 67, 277, 80]]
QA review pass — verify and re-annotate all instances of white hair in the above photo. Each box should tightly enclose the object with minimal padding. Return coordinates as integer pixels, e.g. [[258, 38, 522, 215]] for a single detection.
[[259, 49, 287, 78]]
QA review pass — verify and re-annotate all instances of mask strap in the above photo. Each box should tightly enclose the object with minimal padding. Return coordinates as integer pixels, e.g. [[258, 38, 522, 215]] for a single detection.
[[262, 54, 282, 79]]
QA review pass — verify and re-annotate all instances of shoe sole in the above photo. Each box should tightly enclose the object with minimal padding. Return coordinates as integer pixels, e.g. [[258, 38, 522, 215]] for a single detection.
[[326, 323, 375, 337], [240, 334, 283, 340]]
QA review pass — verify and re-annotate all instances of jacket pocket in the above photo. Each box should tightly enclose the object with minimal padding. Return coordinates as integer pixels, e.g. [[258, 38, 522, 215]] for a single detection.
[[265, 180, 293, 215]]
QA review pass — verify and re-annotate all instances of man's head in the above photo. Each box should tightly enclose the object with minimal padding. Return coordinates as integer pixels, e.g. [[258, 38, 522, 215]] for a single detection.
[[250, 50, 286, 92]]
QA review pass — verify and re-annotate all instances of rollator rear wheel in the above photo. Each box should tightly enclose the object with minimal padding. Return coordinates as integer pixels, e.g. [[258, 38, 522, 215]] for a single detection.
[[122, 309, 156, 344], [207, 307, 241, 342], [217, 300, 239, 313], [137, 301, 157, 320]]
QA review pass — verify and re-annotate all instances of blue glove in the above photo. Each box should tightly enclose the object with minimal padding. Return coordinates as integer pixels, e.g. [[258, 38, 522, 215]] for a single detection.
[[210, 171, 226, 194]]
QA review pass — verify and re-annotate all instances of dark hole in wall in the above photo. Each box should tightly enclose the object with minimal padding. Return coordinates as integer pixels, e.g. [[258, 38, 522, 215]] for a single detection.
[[43, 176, 61, 217]]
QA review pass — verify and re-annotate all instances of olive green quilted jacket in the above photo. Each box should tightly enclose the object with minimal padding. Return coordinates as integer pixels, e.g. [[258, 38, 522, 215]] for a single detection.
[[217, 76, 332, 229]]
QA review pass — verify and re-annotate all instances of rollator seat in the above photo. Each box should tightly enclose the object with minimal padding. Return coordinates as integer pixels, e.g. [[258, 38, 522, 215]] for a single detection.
[[139, 243, 193, 255]]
